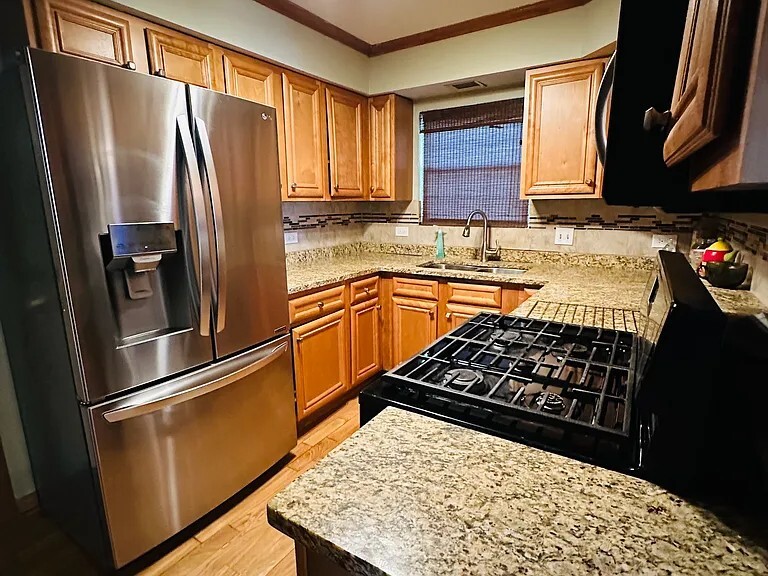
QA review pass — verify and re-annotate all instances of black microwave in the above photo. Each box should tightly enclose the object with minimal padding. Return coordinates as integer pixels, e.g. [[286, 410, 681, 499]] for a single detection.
[[599, 1, 768, 213]]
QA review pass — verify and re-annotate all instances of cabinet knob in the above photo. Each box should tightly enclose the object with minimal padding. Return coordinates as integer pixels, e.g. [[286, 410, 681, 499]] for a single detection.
[[291, 182, 297, 191], [446, 312, 452, 320], [369, 186, 375, 193], [296, 336, 304, 343], [333, 184, 339, 192], [585, 178, 594, 186], [375, 304, 382, 311], [317, 301, 324, 308], [428, 310, 434, 318], [364, 287, 370, 294], [122, 61, 136, 71], [154, 68, 166, 78], [643, 107, 671, 132]]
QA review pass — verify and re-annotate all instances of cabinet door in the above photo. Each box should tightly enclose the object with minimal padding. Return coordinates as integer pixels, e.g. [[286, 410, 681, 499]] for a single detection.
[[223, 52, 288, 199], [443, 303, 496, 334], [326, 86, 367, 199], [369, 95, 393, 199], [350, 297, 382, 386], [663, 0, 742, 166], [391, 297, 437, 366], [521, 59, 604, 198], [282, 72, 329, 199], [293, 309, 349, 422], [35, 0, 133, 67], [145, 28, 224, 90]]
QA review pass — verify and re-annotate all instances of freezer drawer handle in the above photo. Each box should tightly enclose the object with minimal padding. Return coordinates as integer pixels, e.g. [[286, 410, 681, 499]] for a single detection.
[[194, 117, 228, 334], [102, 341, 289, 423], [177, 115, 213, 337]]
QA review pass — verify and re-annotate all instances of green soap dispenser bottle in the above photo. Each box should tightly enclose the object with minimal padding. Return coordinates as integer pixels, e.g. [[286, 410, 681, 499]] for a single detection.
[[435, 228, 446, 260]]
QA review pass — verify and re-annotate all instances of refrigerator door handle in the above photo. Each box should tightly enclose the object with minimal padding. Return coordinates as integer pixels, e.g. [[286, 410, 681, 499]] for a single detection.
[[102, 341, 289, 423], [194, 117, 227, 334], [177, 115, 213, 337]]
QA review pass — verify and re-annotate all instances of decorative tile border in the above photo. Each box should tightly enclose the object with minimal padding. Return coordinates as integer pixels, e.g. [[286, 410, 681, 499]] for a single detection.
[[713, 216, 768, 261], [284, 209, 700, 233], [527, 213, 699, 232], [283, 212, 420, 231]]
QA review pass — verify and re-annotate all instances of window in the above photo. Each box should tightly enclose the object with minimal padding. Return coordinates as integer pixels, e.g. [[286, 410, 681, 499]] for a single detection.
[[420, 98, 528, 226]]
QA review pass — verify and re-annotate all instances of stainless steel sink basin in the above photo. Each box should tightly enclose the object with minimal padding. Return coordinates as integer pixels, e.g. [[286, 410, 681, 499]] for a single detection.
[[418, 262, 527, 275]]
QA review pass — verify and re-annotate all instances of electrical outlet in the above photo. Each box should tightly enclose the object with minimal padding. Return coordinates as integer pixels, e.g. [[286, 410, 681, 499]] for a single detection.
[[395, 226, 409, 237], [554, 227, 574, 246], [284, 232, 298, 245], [651, 234, 678, 250]]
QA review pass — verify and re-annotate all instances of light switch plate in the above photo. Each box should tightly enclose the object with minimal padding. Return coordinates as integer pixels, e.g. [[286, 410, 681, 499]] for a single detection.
[[395, 226, 409, 237], [284, 232, 299, 245], [554, 227, 574, 246], [651, 234, 678, 250]]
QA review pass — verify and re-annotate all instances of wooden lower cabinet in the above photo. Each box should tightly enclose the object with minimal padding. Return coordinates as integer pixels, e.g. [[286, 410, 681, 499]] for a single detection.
[[292, 309, 349, 422], [391, 296, 438, 366], [441, 302, 497, 335], [350, 297, 382, 385]]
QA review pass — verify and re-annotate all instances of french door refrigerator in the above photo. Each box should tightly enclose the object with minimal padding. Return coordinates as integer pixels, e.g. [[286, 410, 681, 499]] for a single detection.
[[0, 48, 296, 568]]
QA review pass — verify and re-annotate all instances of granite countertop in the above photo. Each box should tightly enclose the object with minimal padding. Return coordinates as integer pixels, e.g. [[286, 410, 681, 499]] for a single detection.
[[269, 408, 768, 576], [285, 248, 766, 321]]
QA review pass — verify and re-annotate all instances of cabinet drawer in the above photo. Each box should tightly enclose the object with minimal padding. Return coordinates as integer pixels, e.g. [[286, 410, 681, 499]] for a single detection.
[[350, 276, 379, 304], [445, 282, 502, 308], [289, 285, 345, 325], [392, 277, 439, 300]]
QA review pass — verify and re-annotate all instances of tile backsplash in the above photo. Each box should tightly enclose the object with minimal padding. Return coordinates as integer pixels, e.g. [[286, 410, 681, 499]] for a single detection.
[[283, 199, 699, 258]]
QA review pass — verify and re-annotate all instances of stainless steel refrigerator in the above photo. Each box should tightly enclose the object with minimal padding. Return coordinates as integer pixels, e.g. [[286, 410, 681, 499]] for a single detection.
[[0, 48, 296, 568]]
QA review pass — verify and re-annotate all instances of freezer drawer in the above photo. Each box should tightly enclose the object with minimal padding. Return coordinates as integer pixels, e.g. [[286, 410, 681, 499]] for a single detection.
[[85, 335, 296, 568]]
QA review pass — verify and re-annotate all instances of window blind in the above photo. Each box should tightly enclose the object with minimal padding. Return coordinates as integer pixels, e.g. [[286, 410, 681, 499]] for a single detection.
[[421, 98, 528, 226]]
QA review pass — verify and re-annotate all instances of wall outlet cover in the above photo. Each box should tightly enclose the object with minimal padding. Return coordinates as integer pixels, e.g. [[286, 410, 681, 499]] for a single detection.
[[395, 226, 409, 237], [651, 234, 678, 250], [554, 227, 574, 246], [284, 232, 299, 245]]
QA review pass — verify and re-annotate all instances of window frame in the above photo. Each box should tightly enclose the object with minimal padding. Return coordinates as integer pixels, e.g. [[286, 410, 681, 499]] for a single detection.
[[418, 96, 530, 228]]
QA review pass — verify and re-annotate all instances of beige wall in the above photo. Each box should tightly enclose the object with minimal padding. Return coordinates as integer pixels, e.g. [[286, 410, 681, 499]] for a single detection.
[[368, 0, 619, 94], [112, 0, 370, 92]]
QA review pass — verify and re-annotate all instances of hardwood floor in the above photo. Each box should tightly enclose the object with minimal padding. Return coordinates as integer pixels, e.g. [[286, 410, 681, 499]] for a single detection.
[[5, 398, 361, 576]]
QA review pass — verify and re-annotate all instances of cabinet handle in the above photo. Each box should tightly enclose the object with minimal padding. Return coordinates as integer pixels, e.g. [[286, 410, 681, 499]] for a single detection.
[[370, 186, 375, 193], [428, 310, 434, 318], [375, 304, 381, 311], [122, 61, 136, 71], [585, 178, 594, 186], [333, 184, 339, 193], [154, 68, 166, 78], [445, 312, 452, 320], [296, 336, 304, 343], [364, 287, 370, 294], [291, 182, 297, 191], [317, 301, 324, 308]]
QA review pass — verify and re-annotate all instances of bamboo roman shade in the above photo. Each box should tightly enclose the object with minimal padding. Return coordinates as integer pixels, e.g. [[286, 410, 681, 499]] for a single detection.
[[421, 98, 528, 226]]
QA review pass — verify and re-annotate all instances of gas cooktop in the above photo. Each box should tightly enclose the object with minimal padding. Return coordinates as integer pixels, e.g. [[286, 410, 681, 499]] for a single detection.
[[363, 312, 638, 467]]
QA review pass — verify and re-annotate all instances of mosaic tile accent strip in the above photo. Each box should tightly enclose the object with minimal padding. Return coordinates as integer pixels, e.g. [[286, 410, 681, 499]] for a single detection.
[[527, 213, 700, 232], [283, 209, 700, 233], [283, 212, 420, 231], [715, 216, 768, 261]]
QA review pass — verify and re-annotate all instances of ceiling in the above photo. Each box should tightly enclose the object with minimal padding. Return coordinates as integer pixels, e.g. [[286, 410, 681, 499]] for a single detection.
[[289, 0, 536, 44]]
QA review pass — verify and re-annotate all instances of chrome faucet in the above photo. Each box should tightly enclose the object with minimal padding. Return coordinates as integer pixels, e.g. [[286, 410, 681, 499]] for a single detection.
[[462, 210, 501, 262]]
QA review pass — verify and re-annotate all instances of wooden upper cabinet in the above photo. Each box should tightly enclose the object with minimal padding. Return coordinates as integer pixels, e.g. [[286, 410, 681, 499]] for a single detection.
[[145, 28, 224, 91], [282, 71, 329, 200], [391, 296, 437, 366], [34, 0, 133, 67], [663, 0, 742, 167], [521, 59, 605, 199], [292, 309, 349, 421], [369, 94, 413, 201], [326, 86, 367, 199], [223, 52, 287, 198]]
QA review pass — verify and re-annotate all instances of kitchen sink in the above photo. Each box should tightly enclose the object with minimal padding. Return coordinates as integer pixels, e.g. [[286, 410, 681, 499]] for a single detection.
[[418, 262, 527, 275]]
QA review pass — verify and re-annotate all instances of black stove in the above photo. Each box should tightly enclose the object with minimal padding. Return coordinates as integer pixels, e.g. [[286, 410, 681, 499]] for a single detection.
[[361, 313, 638, 469], [360, 252, 768, 508]]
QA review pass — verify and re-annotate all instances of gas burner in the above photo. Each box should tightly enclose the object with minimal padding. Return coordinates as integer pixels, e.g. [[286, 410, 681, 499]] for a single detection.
[[535, 392, 566, 414], [443, 368, 483, 390], [562, 342, 590, 355], [502, 330, 522, 341]]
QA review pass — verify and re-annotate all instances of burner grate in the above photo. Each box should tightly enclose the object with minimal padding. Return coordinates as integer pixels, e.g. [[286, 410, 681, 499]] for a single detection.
[[391, 312, 635, 437]]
